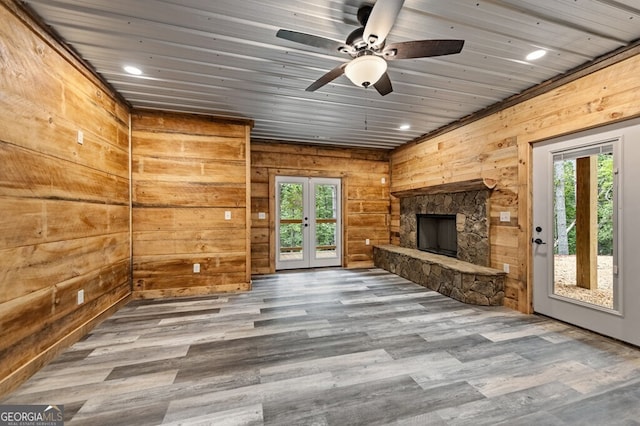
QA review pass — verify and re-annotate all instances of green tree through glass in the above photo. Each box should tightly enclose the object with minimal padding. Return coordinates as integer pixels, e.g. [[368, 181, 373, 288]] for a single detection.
[[279, 182, 338, 255], [554, 153, 613, 256], [279, 183, 303, 251], [315, 184, 337, 250]]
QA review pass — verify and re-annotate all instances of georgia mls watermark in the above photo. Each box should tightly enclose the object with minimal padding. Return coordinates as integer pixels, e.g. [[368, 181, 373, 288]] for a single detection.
[[0, 405, 64, 426]]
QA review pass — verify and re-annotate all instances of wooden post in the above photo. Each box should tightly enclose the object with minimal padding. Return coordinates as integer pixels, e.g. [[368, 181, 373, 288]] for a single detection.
[[575, 156, 598, 290]]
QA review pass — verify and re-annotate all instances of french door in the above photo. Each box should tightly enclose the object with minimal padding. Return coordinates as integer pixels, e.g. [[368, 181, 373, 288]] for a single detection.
[[532, 119, 640, 346], [275, 176, 341, 270]]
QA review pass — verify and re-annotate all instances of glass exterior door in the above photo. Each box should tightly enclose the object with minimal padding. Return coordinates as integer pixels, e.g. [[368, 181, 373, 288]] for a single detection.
[[533, 134, 626, 339], [276, 177, 341, 270], [550, 146, 617, 309]]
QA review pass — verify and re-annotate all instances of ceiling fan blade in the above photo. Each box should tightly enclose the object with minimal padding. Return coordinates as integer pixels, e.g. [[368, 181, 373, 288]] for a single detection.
[[306, 64, 347, 92], [373, 72, 393, 96], [363, 0, 405, 48], [383, 40, 465, 60], [276, 29, 345, 52]]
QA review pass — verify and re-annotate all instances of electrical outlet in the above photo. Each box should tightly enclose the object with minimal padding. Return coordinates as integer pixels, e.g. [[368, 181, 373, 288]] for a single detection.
[[224, 211, 231, 220], [500, 211, 511, 222], [77, 289, 84, 304], [381, 177, 386, 184], [365, 239, 370, 245], [503, 263, 510, 273], [193, 263, 200, 273], [77, 130, 84, 145], [258, 212, 266, 220]]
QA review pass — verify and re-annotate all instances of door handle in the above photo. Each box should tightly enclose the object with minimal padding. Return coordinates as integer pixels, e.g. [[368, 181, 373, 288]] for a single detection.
[[532, 238, 546, 245]]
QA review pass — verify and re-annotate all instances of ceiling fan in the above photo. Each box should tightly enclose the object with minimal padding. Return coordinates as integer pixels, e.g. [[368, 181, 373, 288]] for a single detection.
[[276, 0, 464, 96]]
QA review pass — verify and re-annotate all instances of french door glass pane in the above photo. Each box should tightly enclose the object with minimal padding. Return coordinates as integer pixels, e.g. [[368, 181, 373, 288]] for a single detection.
[[552, 147, 615, 309], [315, 184, 338, 258], [279, 182, 304, 261]]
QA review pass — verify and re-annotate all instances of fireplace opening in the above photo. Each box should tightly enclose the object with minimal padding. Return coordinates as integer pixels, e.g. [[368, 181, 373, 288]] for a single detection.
[[417, 214, 457, 258]]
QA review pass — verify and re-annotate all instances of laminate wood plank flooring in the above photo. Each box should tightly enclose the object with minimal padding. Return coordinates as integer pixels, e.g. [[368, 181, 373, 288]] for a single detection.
[[3, 268, 640, 425]]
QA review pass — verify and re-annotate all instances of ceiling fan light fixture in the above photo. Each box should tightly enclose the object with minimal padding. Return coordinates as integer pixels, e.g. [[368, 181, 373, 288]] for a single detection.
[[344, 55, 387, 88]]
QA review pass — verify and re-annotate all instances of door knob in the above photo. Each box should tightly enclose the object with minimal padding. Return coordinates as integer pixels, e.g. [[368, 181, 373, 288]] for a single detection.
[[532, 238, 546, 245]]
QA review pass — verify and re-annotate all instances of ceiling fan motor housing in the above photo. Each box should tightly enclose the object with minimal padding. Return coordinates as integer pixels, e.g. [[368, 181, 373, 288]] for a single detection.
[[346, 27, 368, 50], [357, 5, 372, 26]]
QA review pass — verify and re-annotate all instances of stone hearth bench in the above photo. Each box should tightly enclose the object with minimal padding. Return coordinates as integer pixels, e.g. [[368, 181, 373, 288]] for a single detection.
[[373, 244, 506, 306]]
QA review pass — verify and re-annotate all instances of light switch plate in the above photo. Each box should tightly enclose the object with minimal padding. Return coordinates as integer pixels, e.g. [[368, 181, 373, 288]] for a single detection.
[[500, 211, 510, 222], [193, 263, 200, 273], [258, 212, 266, 220], [77, 130, 84, 145], [224, 211, 231, 220]]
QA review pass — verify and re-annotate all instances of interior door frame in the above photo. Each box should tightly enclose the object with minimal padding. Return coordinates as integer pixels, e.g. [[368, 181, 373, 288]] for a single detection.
[[269, 171, 346, 273]]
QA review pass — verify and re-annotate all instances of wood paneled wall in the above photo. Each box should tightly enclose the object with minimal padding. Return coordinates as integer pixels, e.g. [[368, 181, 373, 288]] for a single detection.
[[0, 0, 130, 395], [251, 141, 390, 273], [390, 51, 640, 313], [131, 111, 252, 298]]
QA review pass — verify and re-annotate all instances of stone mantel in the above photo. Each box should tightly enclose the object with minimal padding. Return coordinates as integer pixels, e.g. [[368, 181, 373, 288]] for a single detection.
[[391, 177, 497, 198]]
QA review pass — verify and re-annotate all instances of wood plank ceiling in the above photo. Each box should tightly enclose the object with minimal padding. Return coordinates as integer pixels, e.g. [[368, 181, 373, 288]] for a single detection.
[[23, 0, 640, 149]]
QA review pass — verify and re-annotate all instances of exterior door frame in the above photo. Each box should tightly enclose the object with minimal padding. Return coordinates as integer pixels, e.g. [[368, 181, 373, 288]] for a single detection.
[[529, 117, 640, 347], [268, 170, 346, 273]]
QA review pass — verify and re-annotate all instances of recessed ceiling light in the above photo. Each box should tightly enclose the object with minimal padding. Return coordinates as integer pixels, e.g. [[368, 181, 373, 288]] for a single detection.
[[526, 50, 546, 61], [399, 124, 411, 131], [123, 65, 142, 75]]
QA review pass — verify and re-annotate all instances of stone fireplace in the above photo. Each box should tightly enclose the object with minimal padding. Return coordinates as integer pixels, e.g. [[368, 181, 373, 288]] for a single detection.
[[373, 178, 505, 306], [400, 190, 490, 267]]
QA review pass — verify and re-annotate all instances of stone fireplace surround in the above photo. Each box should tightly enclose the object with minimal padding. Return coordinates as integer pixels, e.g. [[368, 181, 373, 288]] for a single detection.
[[400, 190, 490, 266], [374, 179, 505, 306]]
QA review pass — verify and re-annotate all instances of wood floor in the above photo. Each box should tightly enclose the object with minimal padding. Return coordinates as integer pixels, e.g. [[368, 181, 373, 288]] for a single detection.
[[3, 268, 640, 425]]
